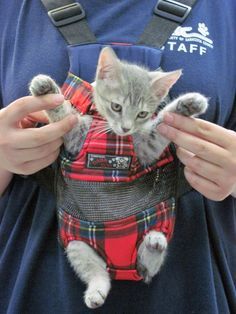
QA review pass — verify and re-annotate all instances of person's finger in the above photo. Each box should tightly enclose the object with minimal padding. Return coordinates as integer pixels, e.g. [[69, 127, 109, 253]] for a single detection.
[[13, 114, 78, 149], [177, 147, 224, 185], [18, 149, 61, 175], [8, 138, 63, 164], [19, 111, 49, 128], [184, 167, 226, 201], [6, 94, 64, 125], [157, 123, 227, 167], [162, 112, 236, 149], [27, 111, 49, 123]]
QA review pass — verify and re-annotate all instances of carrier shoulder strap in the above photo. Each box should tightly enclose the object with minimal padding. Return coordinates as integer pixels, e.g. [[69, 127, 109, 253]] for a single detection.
[[40, 0, 97, 45], [41, 0, 198, 47], [138, 0, 198, 48]]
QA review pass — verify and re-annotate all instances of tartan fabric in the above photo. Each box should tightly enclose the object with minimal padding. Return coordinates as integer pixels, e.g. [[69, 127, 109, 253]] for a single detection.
[[61, 72, 94, 115], [60, 72, 174, 182], [59, 72, 177, 281], [58, 198, 176, 281]]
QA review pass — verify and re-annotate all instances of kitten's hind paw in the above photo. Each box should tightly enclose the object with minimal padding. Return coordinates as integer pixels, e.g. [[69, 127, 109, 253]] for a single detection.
[[144, 230, 167, 253], [29, 74, 60, 96], [85, 288, 106, 309], [84, 278, 111, 309], [176, 92, 208, 117], [137, 231, 167, 284]]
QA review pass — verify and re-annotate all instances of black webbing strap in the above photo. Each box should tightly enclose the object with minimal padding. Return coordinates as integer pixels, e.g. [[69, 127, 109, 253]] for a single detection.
[[30, 167, 55, 194], [138, 0, 197, 48], [177, 167, 192, 197], [168, 143, 192, 199], [40, 0, 96, 45]]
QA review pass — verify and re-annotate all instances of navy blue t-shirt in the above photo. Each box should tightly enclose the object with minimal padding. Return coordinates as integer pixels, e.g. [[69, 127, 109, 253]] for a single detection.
[[0, 1, 235, 313]]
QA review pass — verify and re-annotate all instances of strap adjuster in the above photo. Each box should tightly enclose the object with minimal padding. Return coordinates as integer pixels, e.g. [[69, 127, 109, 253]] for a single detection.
[[154, 0, 191, 23], [48, 3, 85, 27]]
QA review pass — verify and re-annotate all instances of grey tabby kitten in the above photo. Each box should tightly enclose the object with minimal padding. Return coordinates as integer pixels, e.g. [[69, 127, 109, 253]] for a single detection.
[[29, 47, 208, 309]]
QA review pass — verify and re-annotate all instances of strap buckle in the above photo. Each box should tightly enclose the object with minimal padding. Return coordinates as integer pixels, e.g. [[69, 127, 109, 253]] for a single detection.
[[154, 0, 191, 23], [48, 3, 85, 27]]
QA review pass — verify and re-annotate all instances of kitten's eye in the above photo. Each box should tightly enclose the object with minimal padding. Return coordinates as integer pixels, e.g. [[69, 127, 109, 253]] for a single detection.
[[111, 102, 122, 112], [137, 111, 149, 119]]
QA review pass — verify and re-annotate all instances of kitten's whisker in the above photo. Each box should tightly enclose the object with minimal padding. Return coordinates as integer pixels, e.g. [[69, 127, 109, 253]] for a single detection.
[[89, 125, 109, 133], [89, 126, 106, 133], [97, 126, 112, 135], [91, 129, 111, 136], [93, 126, 113, 138]]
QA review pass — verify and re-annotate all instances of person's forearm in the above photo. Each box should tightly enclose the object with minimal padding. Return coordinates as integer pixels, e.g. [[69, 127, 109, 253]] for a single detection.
[[0, 168, 13, 196]]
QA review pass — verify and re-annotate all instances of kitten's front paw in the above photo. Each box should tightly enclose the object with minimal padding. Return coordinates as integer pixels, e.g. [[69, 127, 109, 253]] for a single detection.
[[29, 74, 60, 96], [176, 92, 208, 117]]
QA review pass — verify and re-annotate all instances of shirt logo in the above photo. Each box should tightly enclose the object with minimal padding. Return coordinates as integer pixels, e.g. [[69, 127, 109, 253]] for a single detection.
[[164, 23, 214, 55], [87, 154, 132, 170]]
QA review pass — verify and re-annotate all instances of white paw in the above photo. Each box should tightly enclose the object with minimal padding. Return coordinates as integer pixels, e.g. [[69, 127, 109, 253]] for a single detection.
[[84, 288, 106, 309], [84, 278, 111, 309], [144, 230, 167, 252], [137, 231, 168, 284]]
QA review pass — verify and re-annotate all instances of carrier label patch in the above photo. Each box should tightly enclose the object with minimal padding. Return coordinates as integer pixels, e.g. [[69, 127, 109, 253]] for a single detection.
[[87, 154, 132, 170]]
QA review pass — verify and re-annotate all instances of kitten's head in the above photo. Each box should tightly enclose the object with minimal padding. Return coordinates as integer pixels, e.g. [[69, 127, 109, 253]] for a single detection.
[[93, 47, 181, 136]]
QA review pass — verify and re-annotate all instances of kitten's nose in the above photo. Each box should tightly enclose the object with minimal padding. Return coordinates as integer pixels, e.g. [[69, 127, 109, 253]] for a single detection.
[[122, 127, 131, 133]]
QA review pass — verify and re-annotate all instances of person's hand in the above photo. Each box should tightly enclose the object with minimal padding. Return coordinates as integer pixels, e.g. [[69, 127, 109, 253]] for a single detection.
[[0, 94, 77, 175], [157, 113, 236, 201], [19, 110, 49, 128]]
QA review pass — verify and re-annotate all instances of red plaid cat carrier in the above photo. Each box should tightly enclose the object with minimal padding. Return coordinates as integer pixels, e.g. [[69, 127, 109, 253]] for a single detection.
[[57, 76, 181, 280]]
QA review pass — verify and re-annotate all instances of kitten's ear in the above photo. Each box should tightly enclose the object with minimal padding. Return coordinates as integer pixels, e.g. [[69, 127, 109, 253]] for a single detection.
[[149, 69, 182, 99], [96, 47, 121, 85]]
